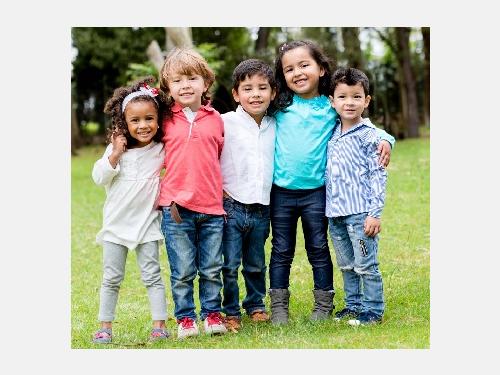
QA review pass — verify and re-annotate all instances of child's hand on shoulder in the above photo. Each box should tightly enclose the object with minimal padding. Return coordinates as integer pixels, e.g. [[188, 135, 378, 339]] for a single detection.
[[364, 216, 381, 237], [377, 141, 391, 167]]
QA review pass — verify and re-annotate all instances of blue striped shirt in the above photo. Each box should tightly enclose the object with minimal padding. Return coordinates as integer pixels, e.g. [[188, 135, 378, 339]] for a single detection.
[[325, 119, 387, 218]]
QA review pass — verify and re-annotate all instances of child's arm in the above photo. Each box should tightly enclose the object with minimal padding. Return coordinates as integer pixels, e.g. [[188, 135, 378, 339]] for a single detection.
[[363, 130, 388, 237], [92, 134, 127, 186]]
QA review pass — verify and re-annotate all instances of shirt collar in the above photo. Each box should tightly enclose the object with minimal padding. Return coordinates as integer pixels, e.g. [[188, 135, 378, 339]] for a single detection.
[[172, 101, 214, 113], [334, 117, 375, 136], [236, 105, 271, 130]]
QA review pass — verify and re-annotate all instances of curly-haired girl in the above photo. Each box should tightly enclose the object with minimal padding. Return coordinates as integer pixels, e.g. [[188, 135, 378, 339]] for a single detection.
[[91, 76, 170, 344]]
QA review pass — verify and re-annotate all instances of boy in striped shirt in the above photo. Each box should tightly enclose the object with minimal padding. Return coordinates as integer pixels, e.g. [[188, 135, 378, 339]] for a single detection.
[[325, 67, 388, 326]]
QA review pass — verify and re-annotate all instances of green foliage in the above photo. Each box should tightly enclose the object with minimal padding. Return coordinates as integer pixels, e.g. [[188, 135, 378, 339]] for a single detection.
[[196, 43, 225, 88], [126, 62, 159, 84], [71, 138, 430, 348], [72, 27, 427, 143], [192, 28, 252, 89], [81, 121, 100, 136], [72, 27, 166, 128]]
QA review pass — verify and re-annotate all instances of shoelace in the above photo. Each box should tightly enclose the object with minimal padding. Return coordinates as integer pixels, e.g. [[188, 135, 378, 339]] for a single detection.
[[94, 331, 111, 339], [151, 330, 166, 338], [206, 312, 223, 325], [178, 317, 195, 329]]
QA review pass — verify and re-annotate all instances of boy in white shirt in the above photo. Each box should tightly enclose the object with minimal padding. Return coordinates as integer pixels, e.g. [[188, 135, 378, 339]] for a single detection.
[[220, 59, 276, 332]]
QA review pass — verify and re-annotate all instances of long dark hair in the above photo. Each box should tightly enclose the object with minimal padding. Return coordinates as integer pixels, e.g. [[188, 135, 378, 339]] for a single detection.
[[272, 40, 333, 114]]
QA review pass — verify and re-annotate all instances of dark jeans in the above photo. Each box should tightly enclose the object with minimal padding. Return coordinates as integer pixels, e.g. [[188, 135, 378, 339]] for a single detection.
[[269, 184, 333, 291], [222, 196, 270, 317]]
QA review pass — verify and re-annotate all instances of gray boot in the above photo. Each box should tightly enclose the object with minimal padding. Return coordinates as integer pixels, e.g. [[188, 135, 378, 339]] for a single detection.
[[269, 288, 290, 325], [310, 289, 335, 321]]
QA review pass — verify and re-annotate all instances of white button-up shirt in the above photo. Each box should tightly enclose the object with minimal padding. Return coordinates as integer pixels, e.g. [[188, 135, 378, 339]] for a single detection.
[[220, 105, 276, 205]]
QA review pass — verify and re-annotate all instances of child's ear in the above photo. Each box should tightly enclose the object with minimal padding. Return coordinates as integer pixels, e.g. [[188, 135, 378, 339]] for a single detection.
[[319, 66, 325, 78], [364, 95, 371, 108], [231, 88, 240, 103], [270, 88, 277, 101]]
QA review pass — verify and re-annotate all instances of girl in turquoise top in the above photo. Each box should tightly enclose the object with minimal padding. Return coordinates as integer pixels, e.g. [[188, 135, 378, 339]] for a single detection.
[[268, 40, 394, 325]]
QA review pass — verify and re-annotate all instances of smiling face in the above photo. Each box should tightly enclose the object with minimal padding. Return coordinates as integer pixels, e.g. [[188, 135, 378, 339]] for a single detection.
[[167, 72, 209, 111], [232, 73, 276, 125], [281, 46, 324, 99], [124, 100, 159, 148], [331, 82, 371, 128]]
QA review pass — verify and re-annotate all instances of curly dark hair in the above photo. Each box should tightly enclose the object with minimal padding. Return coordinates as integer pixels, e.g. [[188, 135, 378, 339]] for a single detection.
[[103, 76, 167, 148], [272, 40, 333, 114], [159, 48, 215, 119]]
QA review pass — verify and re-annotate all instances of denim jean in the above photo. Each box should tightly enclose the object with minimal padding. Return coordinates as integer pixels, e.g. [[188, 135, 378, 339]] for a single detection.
[[161, 205, 224, 320], [221, 196, 270, 317], [328, 213, 384, 318], [269, 185, 333, 291]]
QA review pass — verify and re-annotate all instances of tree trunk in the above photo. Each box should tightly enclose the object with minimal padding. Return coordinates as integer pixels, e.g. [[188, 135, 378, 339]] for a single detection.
[[255, 27, 271, 53], [395, 27, 419, 138], [147, 40, 165, 72], [341, 27, 364, 70], [254, 27, 272, 61], [165, 27, 193, 50], [71, 94, 82, 155], [327, 27, 339, 71], [421, 27, 430, 128]]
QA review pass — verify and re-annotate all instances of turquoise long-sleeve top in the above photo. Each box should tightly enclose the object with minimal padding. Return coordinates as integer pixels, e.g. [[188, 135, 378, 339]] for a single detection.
[[273, 94, 395, 190]]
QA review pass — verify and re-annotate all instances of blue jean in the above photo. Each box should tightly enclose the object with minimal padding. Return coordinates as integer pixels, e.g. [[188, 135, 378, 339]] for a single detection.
[[161, 205, 224, 320], [269, 185, 333, 291], [328, 213, 384, 318], [221, 196, 270, 317]]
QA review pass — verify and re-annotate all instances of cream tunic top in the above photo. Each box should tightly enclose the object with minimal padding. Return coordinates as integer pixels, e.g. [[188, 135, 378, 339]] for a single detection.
[[92, 141, 164, 249]]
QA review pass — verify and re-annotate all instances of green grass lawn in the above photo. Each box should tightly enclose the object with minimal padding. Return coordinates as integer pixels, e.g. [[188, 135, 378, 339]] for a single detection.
[[71, 138, 429, 349]]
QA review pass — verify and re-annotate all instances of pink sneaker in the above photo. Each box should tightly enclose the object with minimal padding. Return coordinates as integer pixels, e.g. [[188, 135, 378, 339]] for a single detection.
[[203, 312, 227, 335]]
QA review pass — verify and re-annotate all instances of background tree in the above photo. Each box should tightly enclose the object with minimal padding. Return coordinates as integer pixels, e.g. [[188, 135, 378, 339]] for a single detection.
[[341, 27, 365, 70], [302, 27, 339, 69], [374, 27, 421, 138], [421, 27, 430, 128], [71, 27, 165, 145], [395, 27, 419, 138], [71, 27, 429, 150]]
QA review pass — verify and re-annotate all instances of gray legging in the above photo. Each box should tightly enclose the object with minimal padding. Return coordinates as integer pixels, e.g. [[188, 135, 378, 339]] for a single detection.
[[98, 240, 167, 322]]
